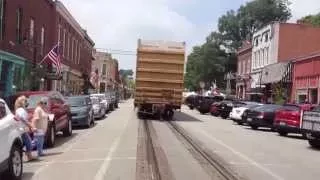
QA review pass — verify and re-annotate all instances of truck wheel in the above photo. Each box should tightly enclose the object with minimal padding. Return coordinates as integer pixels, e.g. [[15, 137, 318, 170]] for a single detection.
[[4, 143, 23, 180], [309, 139, 320, 149]]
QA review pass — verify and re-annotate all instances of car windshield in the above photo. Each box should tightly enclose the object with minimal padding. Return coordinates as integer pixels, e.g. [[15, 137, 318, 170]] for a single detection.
[[254, 105, 281, 112], [91, 98, 100, 104], [281, 105, 300, 111], [245, 103, 261, 109], [27, 95, 47, 109], [67, 97, 86, 107]]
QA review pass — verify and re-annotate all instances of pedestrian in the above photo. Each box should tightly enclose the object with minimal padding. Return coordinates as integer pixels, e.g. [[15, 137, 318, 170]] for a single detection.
[[14, 96, 35, 161], [31, 98, 49, 157]]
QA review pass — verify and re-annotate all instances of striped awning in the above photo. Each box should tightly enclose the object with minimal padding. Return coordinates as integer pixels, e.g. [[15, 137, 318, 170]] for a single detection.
[[261, 62, 292, 84]]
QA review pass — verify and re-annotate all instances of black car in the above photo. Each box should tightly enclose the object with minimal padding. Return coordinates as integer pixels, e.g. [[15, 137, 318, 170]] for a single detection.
[[67, 96, 94, 128], [219, 100, 246, 119], [246, 104, 282, 130], [196, 95, 224, 114], [185, 95, 198, 110]]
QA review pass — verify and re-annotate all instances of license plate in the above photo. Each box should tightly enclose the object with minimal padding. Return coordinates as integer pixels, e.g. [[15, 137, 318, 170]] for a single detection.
[[247, 118, 252, 122], [280, 122, 286, 126]]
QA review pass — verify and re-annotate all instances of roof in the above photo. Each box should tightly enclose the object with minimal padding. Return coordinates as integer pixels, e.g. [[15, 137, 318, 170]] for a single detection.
[[292, 51, 320, 63]]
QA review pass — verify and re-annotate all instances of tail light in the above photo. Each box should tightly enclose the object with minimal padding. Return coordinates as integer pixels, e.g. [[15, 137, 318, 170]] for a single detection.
[[257, 112, 264, 119]]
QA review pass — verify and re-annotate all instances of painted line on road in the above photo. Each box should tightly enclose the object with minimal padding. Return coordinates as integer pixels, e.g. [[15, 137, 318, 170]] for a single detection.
[[94, 118, 130, 180], [199, 130, 285, 180]]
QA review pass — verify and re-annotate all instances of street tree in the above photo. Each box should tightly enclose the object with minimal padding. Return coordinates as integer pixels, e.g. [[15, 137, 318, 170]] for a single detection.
[[298, 13, 320, 27]]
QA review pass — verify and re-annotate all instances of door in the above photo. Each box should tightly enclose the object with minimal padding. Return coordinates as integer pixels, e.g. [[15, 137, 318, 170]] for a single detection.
[[0, 102, 13, 162], [54, 93, 68, 130]]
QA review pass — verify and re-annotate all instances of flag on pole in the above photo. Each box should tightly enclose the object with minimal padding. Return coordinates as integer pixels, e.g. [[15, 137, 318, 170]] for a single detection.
[[41, 43, 62, 75]]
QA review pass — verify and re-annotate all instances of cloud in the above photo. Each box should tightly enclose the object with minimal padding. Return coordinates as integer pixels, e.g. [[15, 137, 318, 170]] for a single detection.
[[60, 0, 201, 70], [289, 0, 320, 22]]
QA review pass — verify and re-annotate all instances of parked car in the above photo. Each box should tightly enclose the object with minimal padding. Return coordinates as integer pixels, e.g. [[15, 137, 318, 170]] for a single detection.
[[196, 96, 224, 114], [230, 102, 263, 125], [210, 101, 222, 116], [185, 95, 198, 110], [11, 91, 72, 147], [301, 106, 320, 148], [274, 104, 315, 137], [0, 99, 24, 180], [246, 104, 282, 130], [67, 96, 94, 128], [219, 100, 246, 119], [90, 94, 109, 113], [90, 96, 106, 119]]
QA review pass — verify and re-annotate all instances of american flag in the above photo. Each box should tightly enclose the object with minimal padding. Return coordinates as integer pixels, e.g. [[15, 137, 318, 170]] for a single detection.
[[43, 43, 62, 75]]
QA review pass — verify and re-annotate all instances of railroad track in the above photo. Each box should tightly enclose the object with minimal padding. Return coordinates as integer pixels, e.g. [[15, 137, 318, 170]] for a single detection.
[[167, 120, 244, 180]]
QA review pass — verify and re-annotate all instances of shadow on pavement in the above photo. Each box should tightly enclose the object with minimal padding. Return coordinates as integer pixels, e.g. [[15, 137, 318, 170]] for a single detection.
[[244, 127, 274, 132], [52, 132, 79, 148], [22, 172, 34, 180], [173, 111, 203, 122]]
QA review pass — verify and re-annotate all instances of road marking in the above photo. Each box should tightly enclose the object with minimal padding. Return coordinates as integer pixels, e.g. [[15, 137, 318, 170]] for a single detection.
[[94, 118, 130, 180], [199, 130, 285, 180]]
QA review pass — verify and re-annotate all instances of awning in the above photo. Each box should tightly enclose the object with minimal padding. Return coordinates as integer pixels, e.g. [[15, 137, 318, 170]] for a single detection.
[[261, 62, 292, 84]]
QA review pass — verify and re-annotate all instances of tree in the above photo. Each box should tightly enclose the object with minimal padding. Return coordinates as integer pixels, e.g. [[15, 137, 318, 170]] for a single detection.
[[298, 13, 320, 27], [119, 69, 133, 78]]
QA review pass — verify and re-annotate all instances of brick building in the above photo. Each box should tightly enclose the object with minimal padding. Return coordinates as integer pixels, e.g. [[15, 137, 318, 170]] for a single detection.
[[0, 0, 56, 98], [291, 53, 320, 104], [250, 22, 320, 103], [236, 41, 252, 99], [53, 0, 95, 95], [92, 51, 119, 93]]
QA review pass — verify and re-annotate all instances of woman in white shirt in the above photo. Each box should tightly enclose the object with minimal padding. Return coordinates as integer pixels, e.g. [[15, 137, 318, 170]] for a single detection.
[[15, 96, 35, 161]]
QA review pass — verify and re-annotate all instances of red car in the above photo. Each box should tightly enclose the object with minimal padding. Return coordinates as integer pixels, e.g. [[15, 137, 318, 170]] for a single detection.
[[210, 102, 222, 116], [274, 104, 315, 137], [10, 91, 72, 147]]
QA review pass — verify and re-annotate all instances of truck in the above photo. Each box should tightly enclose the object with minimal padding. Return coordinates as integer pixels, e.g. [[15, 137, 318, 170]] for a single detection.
[[134, 39, 185, 120], [301, 106, 320, 148]]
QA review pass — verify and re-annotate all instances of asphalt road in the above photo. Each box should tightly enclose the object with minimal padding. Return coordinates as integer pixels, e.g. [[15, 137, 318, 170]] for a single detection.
[[21, 102, 320, 180]]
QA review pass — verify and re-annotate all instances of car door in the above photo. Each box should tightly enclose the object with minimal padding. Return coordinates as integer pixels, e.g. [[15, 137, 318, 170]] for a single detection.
[[54, 93, 68, 130], [0, 102, 14, 162]]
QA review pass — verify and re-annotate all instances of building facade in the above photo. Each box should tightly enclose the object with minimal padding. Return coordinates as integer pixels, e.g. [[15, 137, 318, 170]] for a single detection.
[[291, 53, 320, 104], [236, 41, 252, 99], [250, 22, 320, 103], [0, 0, 56, 98], [92, 51, 119, 93], [53, 0, 95, 95]]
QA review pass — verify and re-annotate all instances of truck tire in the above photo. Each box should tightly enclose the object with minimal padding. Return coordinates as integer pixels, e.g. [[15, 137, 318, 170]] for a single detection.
[[309, 139, 320, 149]]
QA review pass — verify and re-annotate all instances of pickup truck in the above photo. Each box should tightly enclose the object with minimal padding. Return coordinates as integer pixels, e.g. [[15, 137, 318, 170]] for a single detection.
[[301, 106, 320, 148]]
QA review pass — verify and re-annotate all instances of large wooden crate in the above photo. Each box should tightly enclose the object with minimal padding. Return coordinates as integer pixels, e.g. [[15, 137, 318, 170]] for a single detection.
[[135, 39, 185, 108]]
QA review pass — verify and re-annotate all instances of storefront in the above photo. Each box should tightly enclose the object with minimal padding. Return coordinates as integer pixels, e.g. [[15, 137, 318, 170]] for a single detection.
[[291, 54, 320, 104], [260, 62, 292, 104], [53, 65, 84, 95], [0, 50, 33, 99], [236, 74, 250, 100]]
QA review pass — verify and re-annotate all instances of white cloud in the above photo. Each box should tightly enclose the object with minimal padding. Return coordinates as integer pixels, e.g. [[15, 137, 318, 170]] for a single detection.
[[289, 0, 320, 22], [60, 0, 203, 70]]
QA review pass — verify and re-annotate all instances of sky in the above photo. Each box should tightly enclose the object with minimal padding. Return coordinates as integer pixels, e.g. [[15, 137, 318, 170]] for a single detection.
[[60, 0, 320, 71]]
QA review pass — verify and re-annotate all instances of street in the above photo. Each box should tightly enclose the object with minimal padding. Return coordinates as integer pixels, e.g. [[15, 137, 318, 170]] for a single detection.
[[21, 100, 320, 180]]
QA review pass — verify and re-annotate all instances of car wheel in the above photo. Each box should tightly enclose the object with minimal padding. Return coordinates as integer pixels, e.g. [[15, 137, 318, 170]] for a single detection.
[[189, 106, 194, 110], [278, 130, 288, 137], [251, 125, 258, 130], [46, 124, 56, 148], [308, 139, 320, 149], [237, 121, 243, 125], [4, 144, 23, 180], [86, 114, 93, 128], [63, 118, 72, 137]]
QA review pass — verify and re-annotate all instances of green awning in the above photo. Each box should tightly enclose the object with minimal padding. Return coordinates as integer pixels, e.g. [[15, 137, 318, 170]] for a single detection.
[[0, 50, 27, 65]]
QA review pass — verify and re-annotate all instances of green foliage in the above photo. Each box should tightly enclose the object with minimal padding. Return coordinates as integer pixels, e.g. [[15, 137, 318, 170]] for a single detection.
[[299, 13, 320, 27], [119, 69, 133, 78], [185, 0, 292, 90]]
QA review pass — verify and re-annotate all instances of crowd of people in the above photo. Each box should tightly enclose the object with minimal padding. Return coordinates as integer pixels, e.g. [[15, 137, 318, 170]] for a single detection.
[[14, 96, 49, 162]]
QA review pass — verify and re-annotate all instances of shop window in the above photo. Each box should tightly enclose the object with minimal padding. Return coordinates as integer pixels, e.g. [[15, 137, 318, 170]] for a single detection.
[[310, 89, 318, 104], [298, 94, 307, 104]]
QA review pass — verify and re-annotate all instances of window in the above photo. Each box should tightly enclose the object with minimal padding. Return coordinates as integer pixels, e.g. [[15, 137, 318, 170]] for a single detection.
[[67, 33, 70, 60], [265, 33, 269, 42], [16, 8, 22, 43], [40, 26, 45, 55], [255, 37, 259, 47], [266, 47, 269, 65], [0, 0, 6, 40], [242, 61, 245, 74], [78, 44, 81, 64], [63, 29, 66, 57], [247, 59, 250, 73], [74, 40, 77, 64], [261, 49, 265, 66], [71, 37, 74, 63], [102, 64, 107, 75], [30, 18, 34, 41], [257, 51, 260, 67], [58, 24, 61, 42], [237, 62, 240, 75]]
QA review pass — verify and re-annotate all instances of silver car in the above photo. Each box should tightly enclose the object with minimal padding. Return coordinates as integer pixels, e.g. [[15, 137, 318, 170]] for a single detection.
[[90, 94, 109, 113], [90, 96, 106, 119]]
